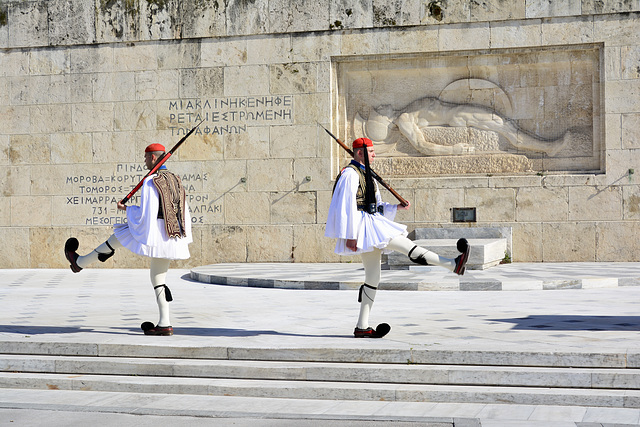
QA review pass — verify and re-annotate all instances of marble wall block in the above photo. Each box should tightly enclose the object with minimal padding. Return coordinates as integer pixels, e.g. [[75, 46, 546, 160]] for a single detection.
[[525, 0, 581, 18], [1, 166, 30, 197], [48, 0, 95, 46], [201, 38, 248, 68], [7, 2, 48, 48], [623, 186, 640, 220], [465, 188, 516, 222], [595, 221, 640, 262], [246, 225, 294, 262], [11, 196, 51, 226], [542, 222, 596, 262], [0, 227, 30, 267], [293, 224, 341, 263], [200, 225, 248, 263], [9, 135, 50, 165], [225, 191, 270, 225], [512, 222, 543, 262], [516, 187, 568, 222], [179, 0, 226, 39], [569, 186, 623, 221], [414, 188, 465, 223], [247, 159, 294, 192], [622, 113, 640, 149], [226, 0, 269, 37], [270, 191, 316, 225]]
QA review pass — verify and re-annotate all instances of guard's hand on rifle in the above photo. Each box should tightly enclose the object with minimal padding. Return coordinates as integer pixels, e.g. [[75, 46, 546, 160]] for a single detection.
[[117, 201, 127, 211], [397, 201, 411, 210]]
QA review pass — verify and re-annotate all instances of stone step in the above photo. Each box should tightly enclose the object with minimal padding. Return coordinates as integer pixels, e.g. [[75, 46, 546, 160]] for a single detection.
[[2, 340, 636, 368], [4, 388, 637, 426], [2, 354, 640, 390], [2, 371, 640, 408]]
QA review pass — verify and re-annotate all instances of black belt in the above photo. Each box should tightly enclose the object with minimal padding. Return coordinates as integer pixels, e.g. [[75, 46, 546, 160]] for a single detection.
[[357, 204, 383, 214]]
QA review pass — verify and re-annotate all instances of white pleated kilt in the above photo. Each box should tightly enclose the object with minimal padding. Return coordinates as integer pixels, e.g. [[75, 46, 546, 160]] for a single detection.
[[114, 219, 191, 260], [333, 212, 407, 256]]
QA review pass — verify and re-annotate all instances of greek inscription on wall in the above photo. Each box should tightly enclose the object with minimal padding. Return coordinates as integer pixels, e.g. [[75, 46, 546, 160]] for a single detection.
[[64, 167, 220, 226], [167, 95, 294, 136]]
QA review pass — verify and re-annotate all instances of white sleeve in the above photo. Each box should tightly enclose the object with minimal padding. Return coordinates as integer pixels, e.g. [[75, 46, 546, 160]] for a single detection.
[[325, 168, 362, 240]]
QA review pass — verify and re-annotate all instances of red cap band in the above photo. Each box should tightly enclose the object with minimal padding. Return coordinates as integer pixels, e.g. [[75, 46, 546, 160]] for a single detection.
[[145, 143, 165, 153], [352, 138, 373, 149]]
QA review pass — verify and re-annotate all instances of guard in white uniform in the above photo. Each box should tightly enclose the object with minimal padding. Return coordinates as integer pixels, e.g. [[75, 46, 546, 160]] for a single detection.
[[64, 143, 192, 336], [325, 138, 470, 338]]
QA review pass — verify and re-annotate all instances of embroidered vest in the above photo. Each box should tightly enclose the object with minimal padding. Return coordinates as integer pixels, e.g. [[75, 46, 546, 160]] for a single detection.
[[152, 170, 187, 238]]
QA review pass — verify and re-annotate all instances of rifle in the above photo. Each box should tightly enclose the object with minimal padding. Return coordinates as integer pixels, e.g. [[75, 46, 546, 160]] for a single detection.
[[120, 119, 204, 205], [318, 123, 409, 207]]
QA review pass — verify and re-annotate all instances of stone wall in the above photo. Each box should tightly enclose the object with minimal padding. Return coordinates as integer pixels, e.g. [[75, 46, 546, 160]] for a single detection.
[[0, 0, 639, 268]]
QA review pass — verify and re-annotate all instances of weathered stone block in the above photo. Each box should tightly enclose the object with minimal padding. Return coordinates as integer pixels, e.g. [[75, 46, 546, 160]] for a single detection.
[[72, 103, 114, 133], [31, 104, 72, 134], [439, 23, 490, 51], [224, 126, 270, 159], [465, 187, 516, 222], [114, 101, 156, 131], [516, 186, 568, 222], [157, 40, 201, 70], [414, 188, 465, 223], [293, 224, 341, 262], [9, 135, 50, 165], [11, 196, 51, 226], [0, 227, 30, 267], [201, 160, 247, 192], [48, 0, 95, 46], [294, 157, 332, 192], [247, 159, 294, 192], [569, 186, 622, 221], [526, 0, 581, 18], [596, 221, 640, 262], [225, 191, 270, 225], [8, 2, 48, 48], [542, 222, 596, 262], [201, 38, 247, 68], [1, 167, 30, 197], [224, 65, 269, 96], [623, 186, 640, 220], [622, 113, 640, 149], [200, 225, 247, 264], [246, 225, 294, 262], [270, 125, 316, 159], [180, 0, 226, 39], [270, 191, 316, 224]]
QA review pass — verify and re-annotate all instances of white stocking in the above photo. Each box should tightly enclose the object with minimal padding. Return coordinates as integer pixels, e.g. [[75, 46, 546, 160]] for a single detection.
[[76, 234, 123, 269], [150, 258, 171, 327], [356, 249, 382, 329], [386, 235, 455, 272]]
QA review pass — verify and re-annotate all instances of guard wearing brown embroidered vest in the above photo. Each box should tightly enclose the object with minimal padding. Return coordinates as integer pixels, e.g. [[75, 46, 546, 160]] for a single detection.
[[64, 143, 192, 336], [325, 137, 470, 338]]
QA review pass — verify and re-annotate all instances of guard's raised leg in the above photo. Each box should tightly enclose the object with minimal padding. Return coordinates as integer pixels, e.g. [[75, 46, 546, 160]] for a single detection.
[[64, 234, 122, 273]]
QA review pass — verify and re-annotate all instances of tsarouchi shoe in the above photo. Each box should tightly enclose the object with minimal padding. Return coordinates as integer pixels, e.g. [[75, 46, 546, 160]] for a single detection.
[[354, 323, 390, 338], [454, 238, 470, 276], [64, 238, 82, 273], [141, 321, 173, 336]]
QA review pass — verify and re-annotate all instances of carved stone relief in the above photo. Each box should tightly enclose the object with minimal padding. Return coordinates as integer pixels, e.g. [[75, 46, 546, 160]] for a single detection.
[[335, 45, 601, 176]]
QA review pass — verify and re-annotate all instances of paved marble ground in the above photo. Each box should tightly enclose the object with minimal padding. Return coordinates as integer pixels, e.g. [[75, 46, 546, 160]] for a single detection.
[[2, 265, 640, 426], [1, 265, 640, 354]]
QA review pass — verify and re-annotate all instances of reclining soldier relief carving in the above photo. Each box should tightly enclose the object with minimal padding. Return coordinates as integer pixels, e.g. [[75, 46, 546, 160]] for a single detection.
[[353, 79, 578, 158]]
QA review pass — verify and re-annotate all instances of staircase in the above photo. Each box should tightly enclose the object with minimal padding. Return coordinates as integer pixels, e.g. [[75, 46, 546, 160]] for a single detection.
[[1, 342, 639, 419]]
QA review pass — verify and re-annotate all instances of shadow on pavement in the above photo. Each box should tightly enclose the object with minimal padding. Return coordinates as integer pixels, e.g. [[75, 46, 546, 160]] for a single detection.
[[492, 315, 640, 331]]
